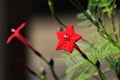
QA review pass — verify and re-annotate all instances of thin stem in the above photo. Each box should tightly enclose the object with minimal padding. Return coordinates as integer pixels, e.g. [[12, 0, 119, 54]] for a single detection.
[[74, 44, 107, 80], [111, 13, 118, 41], [98, 19, 120, 49], [54, 15, 67, 28], [86, 59, 106, 80], [96, 15, 120, 49], [48, 0, 67, 28], [85, 57, 106, 80], [118, 11, 120, 38], [111, 0, 118, 41], [70, 0, 99, 28], [50, 66, 60, 80], [34, 50, 59, 80], [115, 60, 120, 80], [16, 59, 43, 80], [85, 57, 107, 80]]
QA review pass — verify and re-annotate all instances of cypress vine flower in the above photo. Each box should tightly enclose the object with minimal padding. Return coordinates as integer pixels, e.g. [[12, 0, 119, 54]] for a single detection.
[[6, 22, 35, 51], [56, 25, 82, 53]]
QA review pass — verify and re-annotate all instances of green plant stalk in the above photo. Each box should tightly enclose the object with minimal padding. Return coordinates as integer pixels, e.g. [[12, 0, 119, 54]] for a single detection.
[[111, 13, 118, 41], [118, 11, 120, 38], [111, 0, 118, 41], [75, 44, 107, 80], [118, 10, 120, 80], [34, 51, 60, 80], [115, 59, 120, 80], [84, 57, 107, 80], [17, 59, 43, 80], [48, 0, 67, 28], [70, 0, 99, 28], [50, 65, 60, 80], [87, 59, 107, 80]]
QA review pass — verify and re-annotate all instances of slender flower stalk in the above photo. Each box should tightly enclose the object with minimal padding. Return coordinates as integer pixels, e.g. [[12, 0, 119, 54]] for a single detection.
[[48, 0, 67, 28], [74, 44, 107, 80], [115, 60, 120, 80], [16, 59, 42, 79], [49, 59, 60, 80]]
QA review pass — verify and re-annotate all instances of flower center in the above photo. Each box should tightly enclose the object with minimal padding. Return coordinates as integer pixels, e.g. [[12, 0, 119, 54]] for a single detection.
[[64, 34, 70, 41], [11, 28, 16, 32]]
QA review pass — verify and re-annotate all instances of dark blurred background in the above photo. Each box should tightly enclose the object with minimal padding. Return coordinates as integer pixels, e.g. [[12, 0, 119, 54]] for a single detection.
[[0, 0, 120, 80]]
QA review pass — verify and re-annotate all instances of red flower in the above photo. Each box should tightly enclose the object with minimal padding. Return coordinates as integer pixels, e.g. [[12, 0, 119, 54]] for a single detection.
[[6, 22, 35, 51], [56, 25, 82, 53]]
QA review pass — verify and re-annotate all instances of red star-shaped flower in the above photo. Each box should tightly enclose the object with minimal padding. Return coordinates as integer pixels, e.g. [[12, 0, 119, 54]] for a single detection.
[[56, 25, 82, 53], [6, 22, 35, 51]]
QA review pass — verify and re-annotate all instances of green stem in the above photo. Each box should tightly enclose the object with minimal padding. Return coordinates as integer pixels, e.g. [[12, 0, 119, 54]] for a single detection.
[[17, 59, 43, 80], [70, 0, 99, 28], [118, 11, 120, 38], [98, 20, 120, 49], [48, 0, 67, 28], [41, 56, 60, 80], [41, 58, 60, 80], [50, 66, 60, 80], [111, 10, 118, 41], [86, 58, 107, 80], [75, 44, 107, 80], [115, 59, 120, 80], [110, 0, 118, 41], [54, 15, 67, 28], [34, 50, 59, 80]]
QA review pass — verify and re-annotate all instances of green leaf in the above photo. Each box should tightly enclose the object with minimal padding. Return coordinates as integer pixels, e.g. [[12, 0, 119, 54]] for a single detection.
[[77, 20, 92, 27], [75, 70, 95, 80], [76, 13, 86, 19]]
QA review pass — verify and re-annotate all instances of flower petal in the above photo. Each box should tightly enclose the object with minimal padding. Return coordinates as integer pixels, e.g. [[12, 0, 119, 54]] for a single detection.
[[55, 25, 82, 53], [65, 41, 74, 53], [17, 34, 31, 46], [56, 41, 66, 50], [72, 33, 82, 42], [65, 25, 74, 37], [6, 34, 15, 44], [17, 22, 26, 31], [56, 31, 65, 41]]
